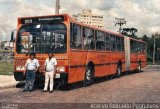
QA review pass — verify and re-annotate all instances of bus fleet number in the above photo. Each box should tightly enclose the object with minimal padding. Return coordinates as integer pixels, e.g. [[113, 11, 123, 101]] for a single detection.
[[24, 19, 32, 24]]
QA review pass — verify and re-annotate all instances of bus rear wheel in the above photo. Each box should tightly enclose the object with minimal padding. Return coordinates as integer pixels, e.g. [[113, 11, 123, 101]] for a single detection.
[[116, 65, 122, 78], [137, 62, 141, 73], [83, 65, 94, 86]]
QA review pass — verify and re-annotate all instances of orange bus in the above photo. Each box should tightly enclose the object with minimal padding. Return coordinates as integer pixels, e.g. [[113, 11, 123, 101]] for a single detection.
[[13, 14, 147, 86]]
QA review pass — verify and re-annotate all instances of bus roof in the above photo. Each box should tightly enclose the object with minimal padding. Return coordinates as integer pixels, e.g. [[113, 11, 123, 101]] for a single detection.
[[129, 36, 145, 43]]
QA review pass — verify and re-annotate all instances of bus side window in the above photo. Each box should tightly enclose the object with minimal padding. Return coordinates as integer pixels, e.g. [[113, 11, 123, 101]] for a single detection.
[[141, 43, 146, 53], [116, 37, 121, 51], [131, 40, 136, 53], [70, 23, 82, 49], [117, 36, 123, 52], [132, 41, 139, 53], [110, 35, 116, 51], [122, 37, 124, 51], [96, 31, 105, 51], [136, 42, 140, 53], [131, 40, 133, 53], [83, 27, 95, 50], [105, 33, 110, 51]]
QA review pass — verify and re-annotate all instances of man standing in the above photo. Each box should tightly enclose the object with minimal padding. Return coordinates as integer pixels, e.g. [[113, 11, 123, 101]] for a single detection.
[[42, 52, 57, 93], [23, 53, 39, 92]]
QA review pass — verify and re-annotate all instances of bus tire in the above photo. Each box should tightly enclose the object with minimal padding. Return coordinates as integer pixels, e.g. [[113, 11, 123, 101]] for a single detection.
[[116, 64, 122, 78], [14, 72, 24, 81], [137, 61, 141, 73], [83, 63, 94, 86]]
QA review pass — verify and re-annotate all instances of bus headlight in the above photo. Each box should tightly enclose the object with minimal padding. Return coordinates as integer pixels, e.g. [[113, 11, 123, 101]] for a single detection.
[[16, 66, 25, 71], [57, 66, 65, 72]]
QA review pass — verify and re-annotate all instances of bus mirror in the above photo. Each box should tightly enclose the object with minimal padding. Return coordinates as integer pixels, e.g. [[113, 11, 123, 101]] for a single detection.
[[10, 29, 17, 42], [10, 31, 14, 42]]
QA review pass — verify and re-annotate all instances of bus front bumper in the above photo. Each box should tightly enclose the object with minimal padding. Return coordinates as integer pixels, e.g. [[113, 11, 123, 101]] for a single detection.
[[14, 72, 68, 84], [54, 72, 68, 85]]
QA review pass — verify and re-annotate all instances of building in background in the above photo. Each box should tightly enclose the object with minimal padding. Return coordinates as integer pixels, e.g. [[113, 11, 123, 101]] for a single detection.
[[4, 41, 15, 50], [73, 9, 103, 28]]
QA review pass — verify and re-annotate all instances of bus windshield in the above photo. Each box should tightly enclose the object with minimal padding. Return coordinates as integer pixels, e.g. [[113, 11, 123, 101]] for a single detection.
[[16, 23, 67, 54]]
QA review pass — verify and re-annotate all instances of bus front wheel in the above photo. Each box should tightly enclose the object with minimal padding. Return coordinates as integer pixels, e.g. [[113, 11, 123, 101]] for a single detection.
[[14, 72, 25, 81], [83, 64, 94, 86]]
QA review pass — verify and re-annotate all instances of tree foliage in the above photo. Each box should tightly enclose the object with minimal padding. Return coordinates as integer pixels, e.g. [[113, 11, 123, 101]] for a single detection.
[[140, 34, 160, 64], [122, 28, 138, 39]]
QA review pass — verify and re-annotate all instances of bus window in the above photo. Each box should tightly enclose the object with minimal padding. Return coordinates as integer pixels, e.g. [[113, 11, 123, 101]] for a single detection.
[[96, 31, 105, 51], [130, 40, 134, 53], [141, 43, 146, 53], [105, 33, 110, 51], [131, 40, 137, 53], [122, 37, 124, 51], [83, 27, 95, 50], [116, 37, 121, 51], [16, 23, 67, 54], [41, 24, 66, 53], [70, 23, 82, 49], [135, 42, 140, 53], [133, 42, 146, 53], [137, 42, 144, 53], [110, 35, 116, 51], [131, 40, 141, 53], [117, 37, 124, 52]]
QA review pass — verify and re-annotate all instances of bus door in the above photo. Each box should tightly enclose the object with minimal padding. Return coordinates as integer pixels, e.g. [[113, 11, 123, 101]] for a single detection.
[[124, 37, 131, 71]]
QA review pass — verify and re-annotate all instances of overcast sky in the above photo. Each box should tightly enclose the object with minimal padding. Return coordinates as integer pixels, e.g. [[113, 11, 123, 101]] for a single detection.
[[0, 0, 160, 41]]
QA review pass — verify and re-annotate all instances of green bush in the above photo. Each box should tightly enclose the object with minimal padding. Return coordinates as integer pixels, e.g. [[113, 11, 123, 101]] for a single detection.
[[0, 61, 14, 75]]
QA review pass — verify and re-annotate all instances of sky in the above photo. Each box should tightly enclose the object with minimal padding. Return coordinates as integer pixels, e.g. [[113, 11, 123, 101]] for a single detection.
[[0, 0, 160, 41]]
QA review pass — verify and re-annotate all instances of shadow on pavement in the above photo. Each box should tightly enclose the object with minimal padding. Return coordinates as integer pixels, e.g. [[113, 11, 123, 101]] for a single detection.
[[16, 70, 145, 91]]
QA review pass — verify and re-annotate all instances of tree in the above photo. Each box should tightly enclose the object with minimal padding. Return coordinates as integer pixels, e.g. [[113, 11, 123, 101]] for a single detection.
[[141, 35, 153, 63], [122, 28, 138, 39], [140, 34, 160, 64]]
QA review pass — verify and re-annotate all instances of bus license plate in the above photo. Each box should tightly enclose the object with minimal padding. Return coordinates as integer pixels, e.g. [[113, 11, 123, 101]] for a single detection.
[[55, 74, 60, 78]]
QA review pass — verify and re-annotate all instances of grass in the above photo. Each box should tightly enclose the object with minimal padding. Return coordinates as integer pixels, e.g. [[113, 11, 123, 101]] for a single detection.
[[0, 61, 14, 75]]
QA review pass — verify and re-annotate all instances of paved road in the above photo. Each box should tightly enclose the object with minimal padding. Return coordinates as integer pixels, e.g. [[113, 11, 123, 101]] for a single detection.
[[0, 66, 160, 108]]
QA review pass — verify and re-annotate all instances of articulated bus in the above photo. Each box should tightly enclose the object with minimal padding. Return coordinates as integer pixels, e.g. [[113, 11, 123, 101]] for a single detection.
[[13, 14, 147, 86]]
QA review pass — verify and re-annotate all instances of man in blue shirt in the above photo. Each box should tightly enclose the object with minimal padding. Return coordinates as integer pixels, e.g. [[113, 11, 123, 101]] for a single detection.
[[23, 53, 39, 92]]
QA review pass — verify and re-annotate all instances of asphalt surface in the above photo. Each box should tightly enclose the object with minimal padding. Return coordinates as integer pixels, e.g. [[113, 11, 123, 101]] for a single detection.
[[0, 65, 160, 109]]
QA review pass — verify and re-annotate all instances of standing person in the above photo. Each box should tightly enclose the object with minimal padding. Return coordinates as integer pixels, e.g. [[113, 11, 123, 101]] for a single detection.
[[23, 53, 39, 92], [42, 52, 57, 93]]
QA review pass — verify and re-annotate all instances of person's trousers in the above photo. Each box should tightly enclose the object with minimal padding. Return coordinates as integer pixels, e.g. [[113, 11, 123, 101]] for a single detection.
[[43, 71, 55, 91], [24, 70, 36, 91]]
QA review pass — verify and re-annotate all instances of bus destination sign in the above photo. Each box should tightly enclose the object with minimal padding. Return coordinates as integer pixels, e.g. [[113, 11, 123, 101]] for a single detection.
[[21, 16, 64, 24]]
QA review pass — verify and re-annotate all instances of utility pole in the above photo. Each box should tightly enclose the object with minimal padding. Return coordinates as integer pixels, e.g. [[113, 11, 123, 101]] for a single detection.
[[115, 17, 126, 34], [55, 0, 60, 14], [152, 33, 160, 64]]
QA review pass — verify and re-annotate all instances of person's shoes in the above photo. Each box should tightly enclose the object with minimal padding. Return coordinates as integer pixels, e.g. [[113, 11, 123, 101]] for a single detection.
[[22, 89, 28, 92], [49, 90, 53, 93], [41, 90, 48, 92], [29, 89, 33, 92], [28, 85, 34, 92]]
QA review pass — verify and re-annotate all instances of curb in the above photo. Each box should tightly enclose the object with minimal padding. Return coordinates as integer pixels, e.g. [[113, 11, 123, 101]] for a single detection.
[[147, 65, 160, 66], [0, 81, 25, 89]]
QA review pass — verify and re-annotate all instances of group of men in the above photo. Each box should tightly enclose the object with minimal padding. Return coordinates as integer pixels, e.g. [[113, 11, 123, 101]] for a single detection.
[[23, 52, 57, 93]]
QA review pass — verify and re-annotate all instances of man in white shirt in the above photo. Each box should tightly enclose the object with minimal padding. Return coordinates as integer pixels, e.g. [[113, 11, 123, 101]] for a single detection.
[[42, 52, 57, 93], [23, 53, 39, 92]]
